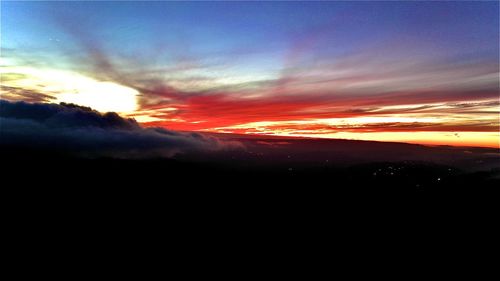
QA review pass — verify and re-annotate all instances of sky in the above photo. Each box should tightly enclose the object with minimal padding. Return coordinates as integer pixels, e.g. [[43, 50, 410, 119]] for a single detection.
[[1, 1, 499, 147]]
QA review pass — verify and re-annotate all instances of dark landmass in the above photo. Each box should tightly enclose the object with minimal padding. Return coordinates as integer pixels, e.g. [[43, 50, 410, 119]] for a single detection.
[[3, 134, 499, 226], [2, 134, 499, 194]]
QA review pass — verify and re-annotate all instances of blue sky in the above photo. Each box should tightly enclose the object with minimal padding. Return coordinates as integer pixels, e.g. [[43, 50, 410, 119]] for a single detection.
[[3, 1, 497, 69]]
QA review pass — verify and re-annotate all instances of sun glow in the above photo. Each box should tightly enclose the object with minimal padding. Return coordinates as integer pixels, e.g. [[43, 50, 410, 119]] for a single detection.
[[293, 132, 499, 148], [55, 81, 138, 113], [1, 66, 139, 113]]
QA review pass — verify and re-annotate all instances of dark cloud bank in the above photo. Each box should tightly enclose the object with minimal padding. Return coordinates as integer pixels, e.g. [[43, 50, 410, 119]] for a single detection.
[[0, 99, 240, 158]]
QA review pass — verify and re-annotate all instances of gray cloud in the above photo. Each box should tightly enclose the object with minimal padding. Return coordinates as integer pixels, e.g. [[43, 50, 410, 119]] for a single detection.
[[0, 99, 241, 158]]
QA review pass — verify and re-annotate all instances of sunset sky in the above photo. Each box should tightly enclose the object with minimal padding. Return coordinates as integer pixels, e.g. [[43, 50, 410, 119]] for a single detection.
[[1, 1, 499, 147]]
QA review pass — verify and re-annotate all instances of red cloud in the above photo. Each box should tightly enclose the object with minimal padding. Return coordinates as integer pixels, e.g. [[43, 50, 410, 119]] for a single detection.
[[141, 89, 499, 132]]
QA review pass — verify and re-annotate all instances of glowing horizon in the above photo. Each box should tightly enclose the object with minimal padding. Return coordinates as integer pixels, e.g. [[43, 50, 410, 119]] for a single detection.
[[1, 1, 498, 148]]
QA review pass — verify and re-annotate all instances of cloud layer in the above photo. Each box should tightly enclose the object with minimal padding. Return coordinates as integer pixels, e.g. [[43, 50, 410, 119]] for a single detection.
[[0, 100, 238, 158]]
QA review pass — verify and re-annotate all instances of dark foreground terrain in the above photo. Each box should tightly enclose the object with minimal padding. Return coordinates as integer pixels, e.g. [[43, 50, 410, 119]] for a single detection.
[[3, 135, 498, 258], [3, 134, 499, 232], [3, 134, 499, 195]]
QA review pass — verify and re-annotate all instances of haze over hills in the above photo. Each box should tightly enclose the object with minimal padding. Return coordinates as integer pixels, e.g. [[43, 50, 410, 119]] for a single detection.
[[197, 132, 500, 171]]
